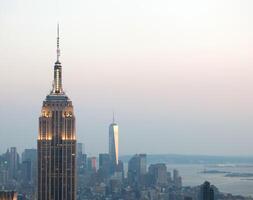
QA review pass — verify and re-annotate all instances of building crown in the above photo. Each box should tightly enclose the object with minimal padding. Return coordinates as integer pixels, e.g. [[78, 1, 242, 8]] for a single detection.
[[51, 24, 63, 95]]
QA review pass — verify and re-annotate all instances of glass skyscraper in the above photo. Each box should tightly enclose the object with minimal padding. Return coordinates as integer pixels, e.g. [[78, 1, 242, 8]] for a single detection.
[[109, 117, 119, 173]]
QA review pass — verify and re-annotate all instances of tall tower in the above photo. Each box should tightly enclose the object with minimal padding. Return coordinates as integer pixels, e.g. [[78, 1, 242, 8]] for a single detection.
[[200, 181, 215, 200], [8, 147, 19, 180], [37, 25, 76, 200], [109, 114, 119, 173]]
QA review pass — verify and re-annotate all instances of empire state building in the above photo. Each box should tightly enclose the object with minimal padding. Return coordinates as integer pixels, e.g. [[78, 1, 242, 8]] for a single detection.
[[37, 26, 76, 200]]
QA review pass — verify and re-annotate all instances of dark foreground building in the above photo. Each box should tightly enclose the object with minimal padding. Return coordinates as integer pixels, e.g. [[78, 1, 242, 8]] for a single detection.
[[37, 25, 76, 200], [0, 191, 17, 200], [200, 181, 214, 200]]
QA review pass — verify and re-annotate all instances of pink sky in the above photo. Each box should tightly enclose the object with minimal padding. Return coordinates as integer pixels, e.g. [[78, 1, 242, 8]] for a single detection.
[[0, 0, 253, 155]]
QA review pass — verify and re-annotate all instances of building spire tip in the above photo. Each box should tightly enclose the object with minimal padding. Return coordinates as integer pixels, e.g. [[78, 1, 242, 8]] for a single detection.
[[113, 111, 115, 123], [56, 23, 60, 62]]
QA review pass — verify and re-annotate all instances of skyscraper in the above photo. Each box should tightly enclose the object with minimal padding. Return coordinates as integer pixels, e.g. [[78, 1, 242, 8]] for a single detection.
[[109, 114, 119, 174], [77, 143, 86, 173], [199, 181, 215, 200], [173, 169, 182, 189], [127, 154, 147, 186], [37, 25, 76, 200], [98, 153, 110, 179], [77, 143, 84, 156], [87, 157, 96, 172], [8, 147, 19, 180], [22, 149, 37, 185], [148, 163, 168, 186]]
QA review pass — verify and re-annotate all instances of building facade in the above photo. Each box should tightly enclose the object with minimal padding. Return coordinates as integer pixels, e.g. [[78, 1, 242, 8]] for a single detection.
[[148, 163, 168, 186], [127, 154, 147, 186], [87, 157, 97, 172], [98, 154, 110, 180], [109, 118, 119, 174], [199, 181, 214, 200], [37, 26, 76, 200], [8, 147, 19, 181]]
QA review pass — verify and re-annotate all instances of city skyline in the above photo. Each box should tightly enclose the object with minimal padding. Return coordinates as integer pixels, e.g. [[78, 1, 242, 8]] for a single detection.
[[0, 0, 253, 156]]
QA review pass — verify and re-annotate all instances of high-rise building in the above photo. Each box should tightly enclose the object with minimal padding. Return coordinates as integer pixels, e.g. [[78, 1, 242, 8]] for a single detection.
[[22, 149, 37, 163], [20, 160, 32, 184], [109, 115, 119, 174], [173, 169, 182, 189], [77, 143, 86, 171], [0, 170, 8, 186], [148, 163, 167, 186], [115, 160, 124, 175], [199, 181, 214, 200], [173, 169, 179, 181], [0, 154, 9, 186], [8, 147, 19, 180], [77, 143, 84, 156], [98, 154, 110, 179], [87, 157, 96, 172], [139, 154, 147, 175], [37, 25, 76, 200], [22, 149, 37, 185], [99, 154, 110, 170], [127, 154, 147, 186]]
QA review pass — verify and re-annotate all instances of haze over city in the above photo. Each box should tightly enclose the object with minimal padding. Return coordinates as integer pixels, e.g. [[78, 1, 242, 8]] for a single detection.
[[0, 0, 253, 156]]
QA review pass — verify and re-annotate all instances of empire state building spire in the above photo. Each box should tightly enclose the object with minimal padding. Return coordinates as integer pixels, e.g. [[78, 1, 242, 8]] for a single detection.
[[38, 25, 76, 200], [53, 23, 63, 94], [57, 23, 60, 62]]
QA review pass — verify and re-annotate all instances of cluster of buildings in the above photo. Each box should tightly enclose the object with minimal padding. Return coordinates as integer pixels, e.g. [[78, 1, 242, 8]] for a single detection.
[[0, 28, 253, 200], [76, 151, 184, 199], [1, 145, 252, 200], [0, 148, 36, 199]]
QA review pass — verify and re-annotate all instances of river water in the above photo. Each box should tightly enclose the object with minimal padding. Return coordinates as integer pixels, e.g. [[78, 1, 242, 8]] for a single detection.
[[166, 164, 253, 197]]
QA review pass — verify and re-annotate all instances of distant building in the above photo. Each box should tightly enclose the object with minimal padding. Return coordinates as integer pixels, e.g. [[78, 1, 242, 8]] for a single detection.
[[21, 149, 37, 185], [109, 115, 119, 174], [0, 154, 8, 186], [8, 147, 19, 180], [109, 178, 122, 194], [99, 154, 110, 169], [77, 143, 84, 155], [87, 157, 97, 172], [199, 181, 214, 200], [167, 171, 172, 183], [173, 169, 179, 181], [128, 154, 147, 186], [110, 160, 124, 183], [20, 160, 32, 184], [99, 153, 110, 179], [148, 163, 167, 186], [0, 191, 17, 200], [173, 169, 182, 189], [115, 160, 124, 177], [77, 143, 86, 172], [0, 170, 8, 186], [21, 149, 37, 163]]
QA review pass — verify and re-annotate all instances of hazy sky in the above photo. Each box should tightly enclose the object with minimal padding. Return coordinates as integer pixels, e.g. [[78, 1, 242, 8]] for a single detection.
[[0, 0, 253, 156]]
